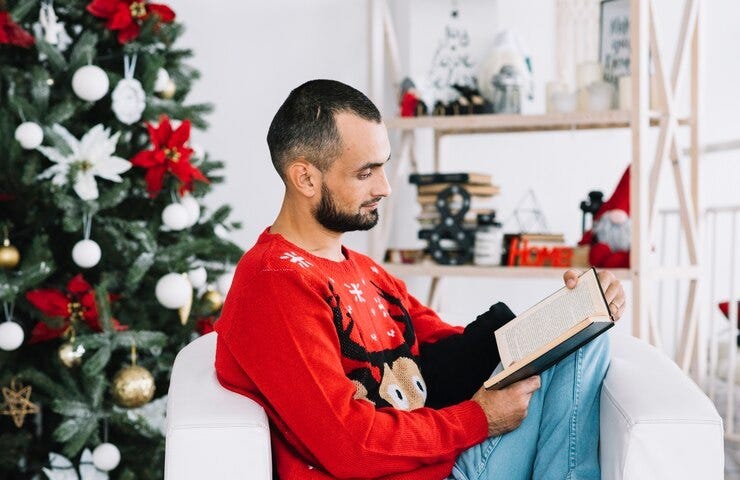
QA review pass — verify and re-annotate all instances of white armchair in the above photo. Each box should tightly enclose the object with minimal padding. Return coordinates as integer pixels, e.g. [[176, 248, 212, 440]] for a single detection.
[[165, 332, 723, 480]]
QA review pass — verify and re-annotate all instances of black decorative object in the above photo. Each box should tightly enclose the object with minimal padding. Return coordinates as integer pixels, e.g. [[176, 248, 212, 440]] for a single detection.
[[580, 190, 604, 234], [418, 185, 476, 265]]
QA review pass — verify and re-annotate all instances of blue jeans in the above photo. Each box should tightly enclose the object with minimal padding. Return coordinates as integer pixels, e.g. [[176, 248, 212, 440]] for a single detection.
[[449, 334, 611, 480]]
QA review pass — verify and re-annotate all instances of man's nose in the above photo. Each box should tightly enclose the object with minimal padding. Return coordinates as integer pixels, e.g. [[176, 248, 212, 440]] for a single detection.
[[373, 168, 392, 198]]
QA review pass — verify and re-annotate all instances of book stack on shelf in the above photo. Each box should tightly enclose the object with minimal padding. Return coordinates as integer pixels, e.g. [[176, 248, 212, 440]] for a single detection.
[[409, 172, 499, 265], [412, 172, 499, 229]]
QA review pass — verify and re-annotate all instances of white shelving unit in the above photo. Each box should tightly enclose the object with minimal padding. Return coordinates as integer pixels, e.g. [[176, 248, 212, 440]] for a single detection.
[[367, 0, 704, 375], [384, 110, 684, 133]]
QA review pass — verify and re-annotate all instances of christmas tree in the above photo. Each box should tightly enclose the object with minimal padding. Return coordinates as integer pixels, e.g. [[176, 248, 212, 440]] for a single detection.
[[0, 0, 243, 478]]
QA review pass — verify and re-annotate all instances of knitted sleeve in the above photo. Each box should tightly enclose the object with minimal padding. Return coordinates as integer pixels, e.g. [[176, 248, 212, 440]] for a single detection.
[[218, 269, 488, 479], [419, 303, 517, 409]]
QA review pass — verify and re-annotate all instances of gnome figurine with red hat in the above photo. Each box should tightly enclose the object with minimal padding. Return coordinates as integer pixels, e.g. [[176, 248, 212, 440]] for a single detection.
[[579, 166, 631, 268]]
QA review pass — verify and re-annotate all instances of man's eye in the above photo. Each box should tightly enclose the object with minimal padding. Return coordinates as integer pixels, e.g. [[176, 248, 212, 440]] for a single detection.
[[358, 172, 372, 180]]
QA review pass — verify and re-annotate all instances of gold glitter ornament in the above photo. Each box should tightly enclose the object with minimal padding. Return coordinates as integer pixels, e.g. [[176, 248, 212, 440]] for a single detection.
[[110, 365, 155, 408], [110, 342, 155, 408], [0, 235, 20, 269], [58, 341, 86, 368], [201, 287, 223, 313]]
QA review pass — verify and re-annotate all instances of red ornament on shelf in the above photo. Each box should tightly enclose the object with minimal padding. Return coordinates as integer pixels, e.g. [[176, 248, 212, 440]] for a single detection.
[[26, 274, 127, 343], [131, 115, 208, 198], [86, 0, 175, 44]]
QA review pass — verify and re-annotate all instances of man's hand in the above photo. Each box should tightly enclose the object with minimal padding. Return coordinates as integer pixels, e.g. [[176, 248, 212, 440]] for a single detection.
[[471, 376, 540, 437], [563, 269, 627, 321]]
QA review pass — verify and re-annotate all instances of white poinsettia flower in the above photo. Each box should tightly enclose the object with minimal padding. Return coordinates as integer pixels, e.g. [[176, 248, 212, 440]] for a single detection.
[[37, 124, 131, 201]]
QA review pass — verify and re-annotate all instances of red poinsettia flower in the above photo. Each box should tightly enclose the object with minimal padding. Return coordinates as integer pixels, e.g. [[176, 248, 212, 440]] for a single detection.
[[26, 274, 127, 343], [86, 0, 175, 44], [195, 316, 217, 336], [130, 115, 208, 198], [0, 11, 35, 48]]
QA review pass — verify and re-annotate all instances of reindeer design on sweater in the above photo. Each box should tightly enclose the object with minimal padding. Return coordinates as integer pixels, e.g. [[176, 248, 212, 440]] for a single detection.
[[326, 281, 428, 410]]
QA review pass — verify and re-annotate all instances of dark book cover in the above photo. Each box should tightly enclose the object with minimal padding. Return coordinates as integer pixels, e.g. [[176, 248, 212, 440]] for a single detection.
[[409, 172, 491, 185], [484, 320, 614, 390]]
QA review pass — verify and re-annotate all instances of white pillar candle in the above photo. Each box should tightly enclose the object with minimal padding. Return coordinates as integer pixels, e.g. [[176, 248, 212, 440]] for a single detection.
[[576, 61, 603, 88], [546, 81, 569, 113], [618, 76, 631, 110]]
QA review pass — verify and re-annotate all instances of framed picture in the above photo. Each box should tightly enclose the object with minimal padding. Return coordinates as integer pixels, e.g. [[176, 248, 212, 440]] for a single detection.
[[599, 0, 631, 85]]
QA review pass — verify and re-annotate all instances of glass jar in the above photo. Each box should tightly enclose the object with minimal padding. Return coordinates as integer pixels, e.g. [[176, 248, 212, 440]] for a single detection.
[[474, 213, 504, 266]]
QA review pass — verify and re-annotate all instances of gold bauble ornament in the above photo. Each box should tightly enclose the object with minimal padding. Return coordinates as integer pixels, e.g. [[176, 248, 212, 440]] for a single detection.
[[202, 288, 223, 313], [111, 365, 155, 408], [0, 240, 20, 269], [159, 78, 176, 99], [58, 341, 85, 368]]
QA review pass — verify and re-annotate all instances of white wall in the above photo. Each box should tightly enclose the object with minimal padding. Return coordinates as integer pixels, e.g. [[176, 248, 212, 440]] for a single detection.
[[175, 0, 371, 252], [176, 1, 740, 340]]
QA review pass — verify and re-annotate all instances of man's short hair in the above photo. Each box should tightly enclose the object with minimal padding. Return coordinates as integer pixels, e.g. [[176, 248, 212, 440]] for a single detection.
[[267, 79, 382, 180]]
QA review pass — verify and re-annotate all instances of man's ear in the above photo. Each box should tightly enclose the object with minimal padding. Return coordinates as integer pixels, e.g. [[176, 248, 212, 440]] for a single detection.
[[286, 160, 319, 198]]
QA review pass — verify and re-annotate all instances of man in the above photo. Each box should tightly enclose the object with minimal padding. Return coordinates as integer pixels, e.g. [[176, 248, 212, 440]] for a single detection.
[[215, 79, 626, 479]]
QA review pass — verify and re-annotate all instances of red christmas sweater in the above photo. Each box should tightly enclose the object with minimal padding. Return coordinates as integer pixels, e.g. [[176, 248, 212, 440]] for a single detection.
[[215, 228, 490, 479]]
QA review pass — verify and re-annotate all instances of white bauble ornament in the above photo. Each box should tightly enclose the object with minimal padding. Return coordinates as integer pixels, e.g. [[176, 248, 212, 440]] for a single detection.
[[72, 239, 101, 268], [92, 442, 121, 471], [162, 203, 189, 231], [112, 78, 146, 125], [187, 266, 207, 289], [216, 270, 234, 297], [72, 65, 109, 102], [155, 273, 191, 309], [14, 122, 44, 149], [0, 321, 24, 351], [180, 194, 200, 227], [154, 68, 170, 93]]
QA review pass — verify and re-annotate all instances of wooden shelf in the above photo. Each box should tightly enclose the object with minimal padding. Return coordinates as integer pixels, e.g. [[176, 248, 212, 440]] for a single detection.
[[385, 110, 685, 134], [383, 261, 631, 280]]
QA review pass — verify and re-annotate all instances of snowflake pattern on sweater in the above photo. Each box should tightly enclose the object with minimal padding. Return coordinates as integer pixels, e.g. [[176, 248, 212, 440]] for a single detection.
[[326, 279, 427, 410], [275, 240, 428, 409]]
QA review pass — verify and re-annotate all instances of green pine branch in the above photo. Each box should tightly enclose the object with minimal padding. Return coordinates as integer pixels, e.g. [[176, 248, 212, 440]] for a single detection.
[[0, 0, 245, 476]]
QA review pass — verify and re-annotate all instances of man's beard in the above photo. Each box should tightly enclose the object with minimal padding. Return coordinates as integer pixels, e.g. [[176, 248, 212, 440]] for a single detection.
[[314, 184, 380, 233]]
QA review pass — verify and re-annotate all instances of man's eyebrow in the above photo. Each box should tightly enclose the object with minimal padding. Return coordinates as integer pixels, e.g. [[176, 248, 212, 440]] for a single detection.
[[356, 154, 391, 172]]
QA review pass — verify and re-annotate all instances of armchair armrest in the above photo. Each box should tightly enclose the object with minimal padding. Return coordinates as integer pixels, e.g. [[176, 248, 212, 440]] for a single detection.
[[600, 334, 724, 480], [165, 333, 272, 480]]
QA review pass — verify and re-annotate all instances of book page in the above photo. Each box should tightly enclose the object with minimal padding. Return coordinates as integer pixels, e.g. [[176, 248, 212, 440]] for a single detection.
[[484, 317, 613, 390], [495, 269, 608, 367]]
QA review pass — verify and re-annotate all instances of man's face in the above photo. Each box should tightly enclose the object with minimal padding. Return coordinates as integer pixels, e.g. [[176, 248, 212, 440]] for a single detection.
[[312, 112, 392, 233]]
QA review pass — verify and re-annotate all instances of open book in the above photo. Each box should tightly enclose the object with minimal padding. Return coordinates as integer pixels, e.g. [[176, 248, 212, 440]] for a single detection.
[[484, 268, 614, 390]]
